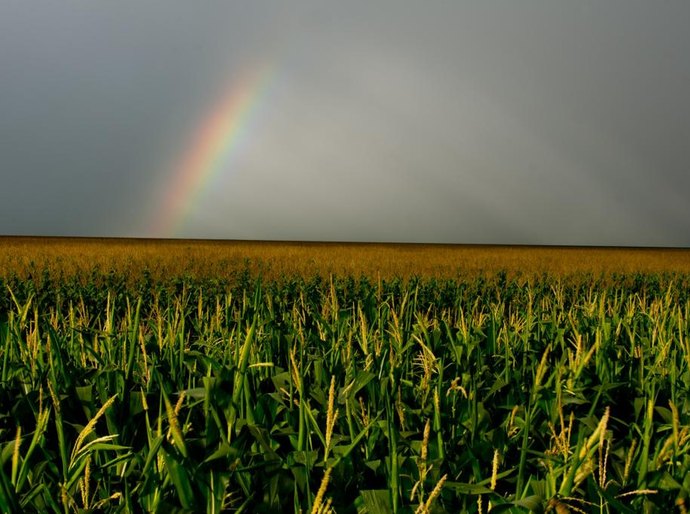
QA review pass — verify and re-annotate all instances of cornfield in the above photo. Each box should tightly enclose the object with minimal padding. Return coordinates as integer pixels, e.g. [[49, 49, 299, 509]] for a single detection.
[[1, 243, 690, 512]]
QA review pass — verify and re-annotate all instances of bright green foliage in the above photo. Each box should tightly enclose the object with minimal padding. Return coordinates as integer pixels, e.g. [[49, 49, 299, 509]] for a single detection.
[[0, 273, 689, 512]]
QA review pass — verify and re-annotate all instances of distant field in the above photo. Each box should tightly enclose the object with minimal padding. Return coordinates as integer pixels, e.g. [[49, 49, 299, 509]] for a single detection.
[[1, 236, 690, 284]]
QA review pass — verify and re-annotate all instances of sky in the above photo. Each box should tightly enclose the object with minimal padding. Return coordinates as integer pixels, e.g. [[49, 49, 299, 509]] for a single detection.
[[1, 1, 689, 247]]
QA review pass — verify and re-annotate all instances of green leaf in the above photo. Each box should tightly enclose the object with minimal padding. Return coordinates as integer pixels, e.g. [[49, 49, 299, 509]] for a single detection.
[[163, 449, 196, 510], [340, 371, 377, 402], [488, 495, 544, 513], [0, 464, 20, 514], [247, 425, 281, 461], [444, 481, 492, 495], [355, 489, 394, 514], [141, 435, 165, 477], [203, 442, 235, 463]]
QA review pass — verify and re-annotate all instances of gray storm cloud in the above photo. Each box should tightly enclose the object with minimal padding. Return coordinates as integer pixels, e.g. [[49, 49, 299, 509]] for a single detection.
[[1, 1, 689, 246]]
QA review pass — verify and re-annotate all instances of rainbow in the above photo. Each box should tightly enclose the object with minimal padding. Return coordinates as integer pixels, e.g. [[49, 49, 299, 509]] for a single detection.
[[151, 66, 273, 237]]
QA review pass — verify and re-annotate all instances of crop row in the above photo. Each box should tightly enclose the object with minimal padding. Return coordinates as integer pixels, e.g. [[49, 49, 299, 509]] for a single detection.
[[0, 275, 689, 512]]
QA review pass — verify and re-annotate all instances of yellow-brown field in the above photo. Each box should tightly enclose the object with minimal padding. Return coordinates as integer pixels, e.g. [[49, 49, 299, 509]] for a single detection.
[[1, 236, 689, 283]]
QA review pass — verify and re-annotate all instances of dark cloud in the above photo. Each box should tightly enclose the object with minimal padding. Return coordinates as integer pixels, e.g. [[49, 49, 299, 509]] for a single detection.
[[1, 1, 689, 246]]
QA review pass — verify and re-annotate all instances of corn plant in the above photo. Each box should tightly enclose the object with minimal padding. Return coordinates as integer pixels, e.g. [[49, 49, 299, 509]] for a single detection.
[[0, 271, 689, 512]]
